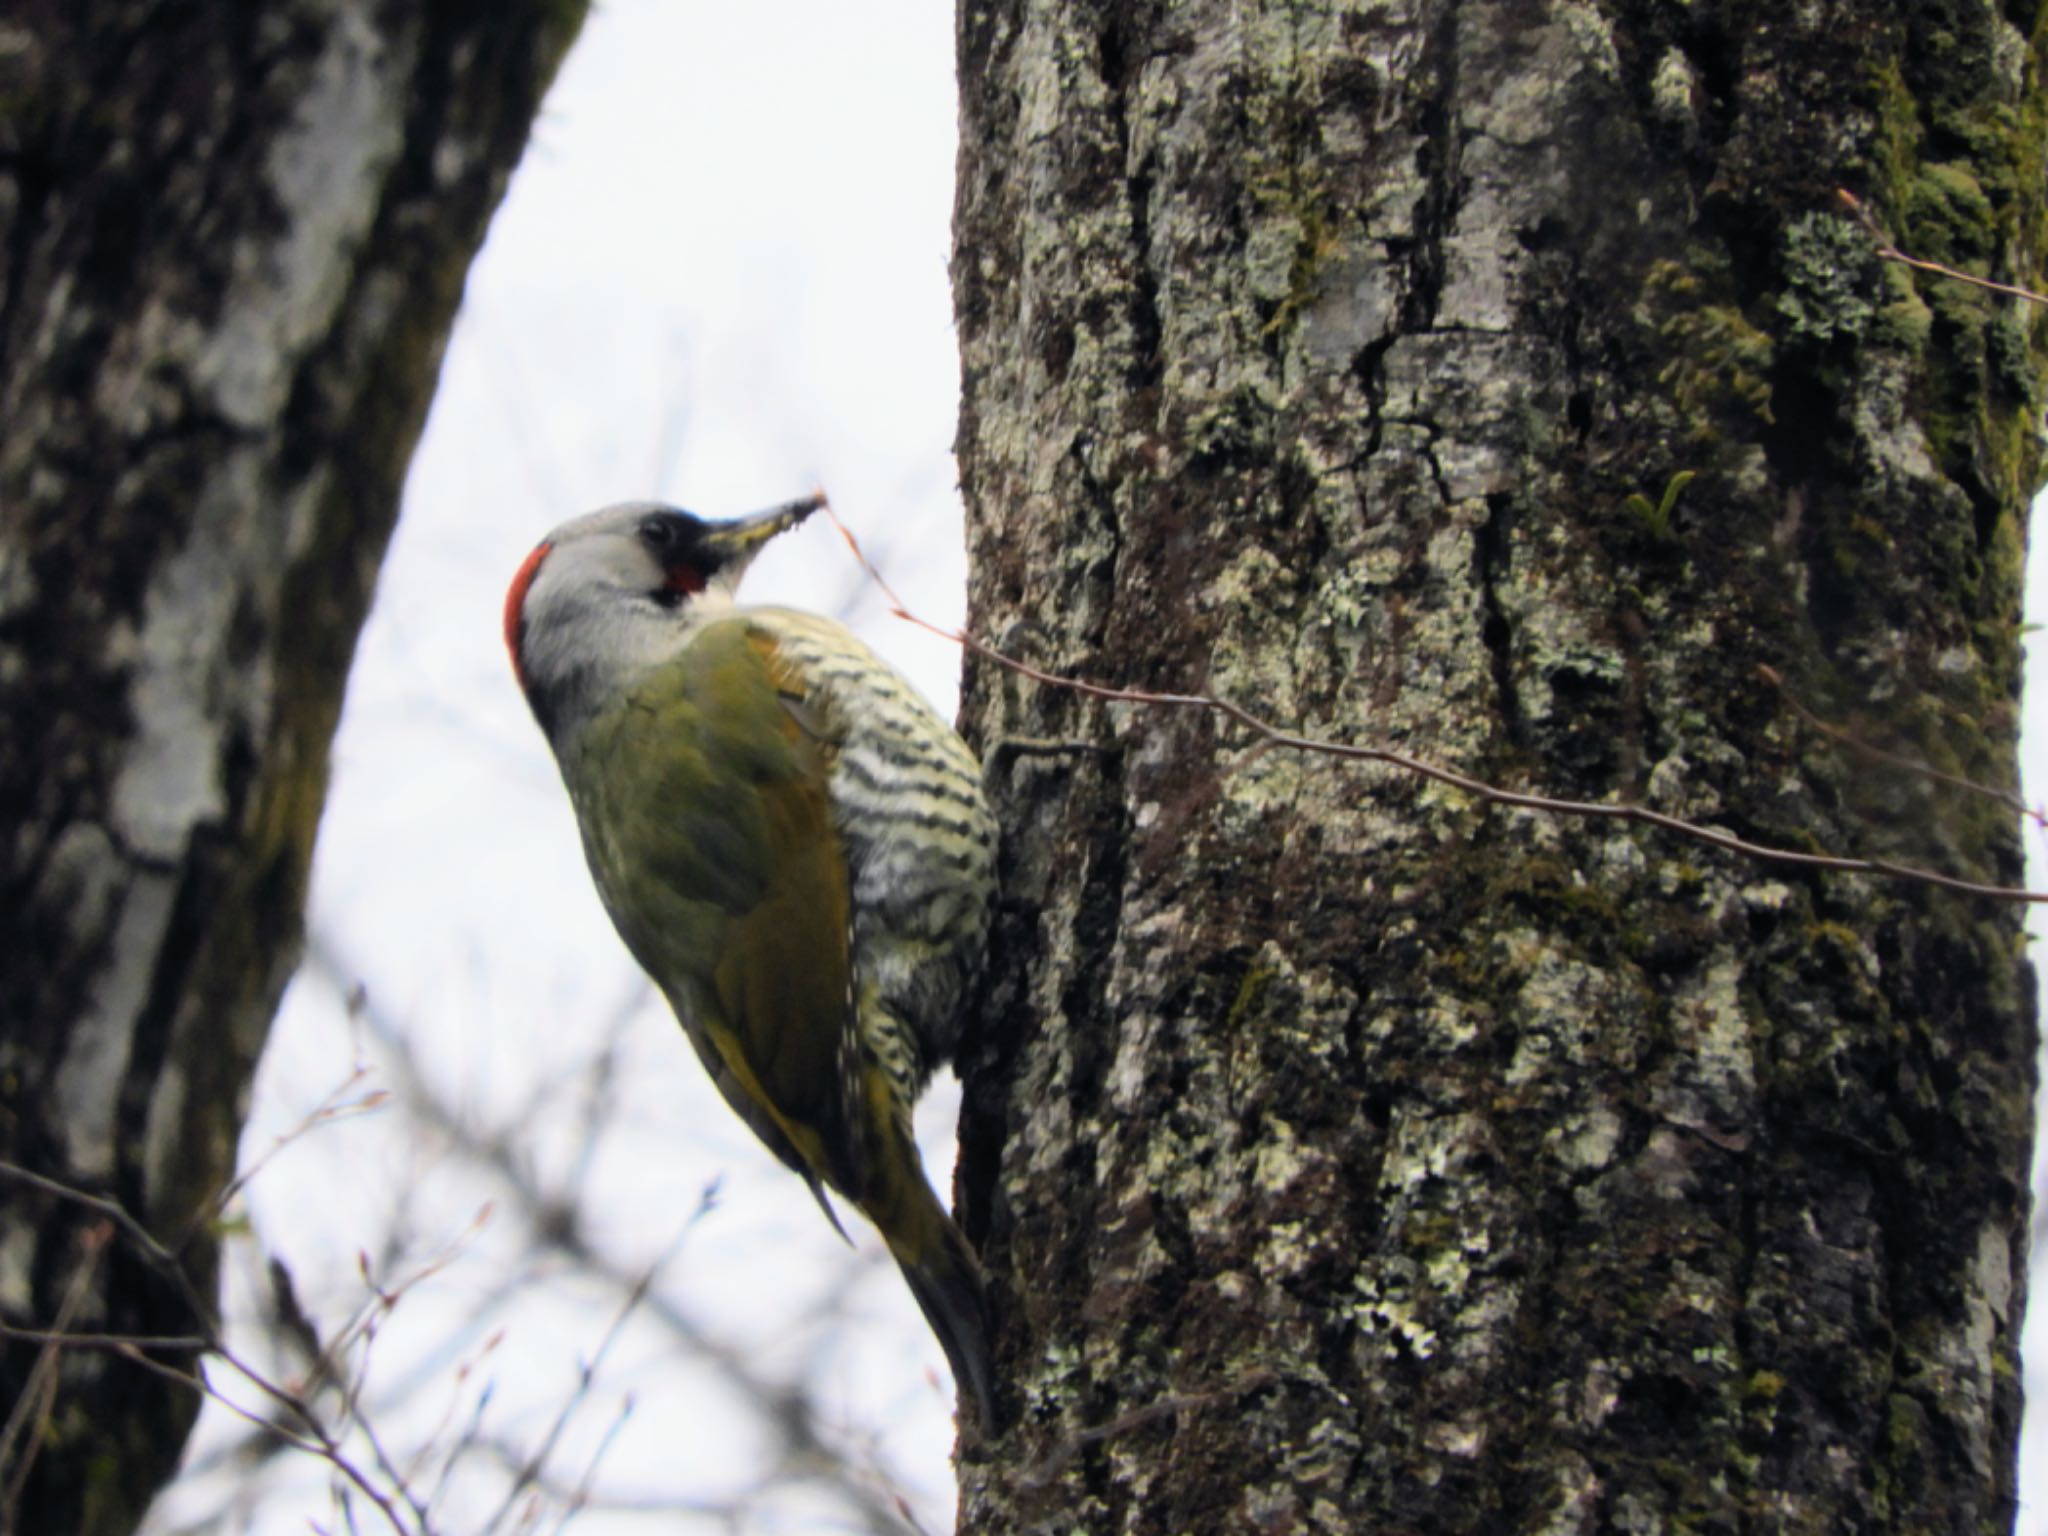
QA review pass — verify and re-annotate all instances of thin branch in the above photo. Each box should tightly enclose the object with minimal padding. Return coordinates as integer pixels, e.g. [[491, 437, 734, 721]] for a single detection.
[[0, 1160, 447, 1535], [114, 1345, 417, 1536], [0, 1223, 111, 1514], [120, 1352, 332, 1464], [817, 503, 2046, 904], [1018, 1368, 1277, 1491], [0, 1160, 219, 1331], [301, 944, 915, 1536], [0, 1321, 209, 1352], [1757, 663, 2043, 827], [462, 1447, 731, 1523], [1838, 189, 2048, 307], [478, 1194, 717, 1536], [218, 1345, 427, 1532], [186, 1065, 390, 1250], [344, 1334, 437, 1533], [427, 1375, 500, 1515], [542, 1393, 636, 1536]]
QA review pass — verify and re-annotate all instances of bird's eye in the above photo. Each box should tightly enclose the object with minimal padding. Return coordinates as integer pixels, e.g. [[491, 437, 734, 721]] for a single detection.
[[639, 511, 713, 606]]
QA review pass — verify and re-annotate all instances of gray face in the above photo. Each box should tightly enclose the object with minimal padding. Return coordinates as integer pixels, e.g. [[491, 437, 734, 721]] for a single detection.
[[509, 502, 748, 743], [507, 495, 821, 743]]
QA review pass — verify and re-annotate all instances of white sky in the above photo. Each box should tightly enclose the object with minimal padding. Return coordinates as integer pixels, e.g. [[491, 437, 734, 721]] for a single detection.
[[147, 2, 2048, 1531]]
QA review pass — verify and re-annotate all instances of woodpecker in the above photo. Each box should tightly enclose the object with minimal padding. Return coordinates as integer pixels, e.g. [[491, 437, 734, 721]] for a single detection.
[[503, 494, 998, 1422]]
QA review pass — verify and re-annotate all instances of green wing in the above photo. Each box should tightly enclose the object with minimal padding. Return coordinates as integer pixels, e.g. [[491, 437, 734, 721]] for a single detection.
[[567, 619, 861, 1204]]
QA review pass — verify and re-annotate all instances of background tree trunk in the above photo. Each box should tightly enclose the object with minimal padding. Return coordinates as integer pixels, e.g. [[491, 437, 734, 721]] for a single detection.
[[952, 2, 2041, 1530], [0, 6, 584, 1531]]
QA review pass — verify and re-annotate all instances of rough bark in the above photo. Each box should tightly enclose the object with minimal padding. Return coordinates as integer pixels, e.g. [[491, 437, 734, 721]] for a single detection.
[[952, 2, 2041, 1531], [0, 4, 584, 1531]]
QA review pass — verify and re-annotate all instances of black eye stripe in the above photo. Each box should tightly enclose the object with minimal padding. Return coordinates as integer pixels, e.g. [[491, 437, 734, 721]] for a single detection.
[[637, 511, 719, 567], [638, 514, 684, 552]]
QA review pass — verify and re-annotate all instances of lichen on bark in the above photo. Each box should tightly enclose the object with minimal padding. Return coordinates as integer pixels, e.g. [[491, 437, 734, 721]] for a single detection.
[[952, 1, 2041, 1530]]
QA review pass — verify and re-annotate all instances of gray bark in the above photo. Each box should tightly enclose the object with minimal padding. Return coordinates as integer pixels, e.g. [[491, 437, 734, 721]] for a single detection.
[[952, 2, 2040, 1531], [0, 5, 584, 1531]]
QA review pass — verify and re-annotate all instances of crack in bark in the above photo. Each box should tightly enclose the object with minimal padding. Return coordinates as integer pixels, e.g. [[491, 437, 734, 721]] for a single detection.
[[1096, 13, 1163, 396], [1474, 490, 1523, 748], [1400, 0, 1465, 334], [1352, 334, 1394, 460]]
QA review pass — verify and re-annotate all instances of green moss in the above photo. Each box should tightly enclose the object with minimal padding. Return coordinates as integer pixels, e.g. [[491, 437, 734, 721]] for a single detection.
[[1245, 161, 1344, 340], [1869, 56, 1922, 208], [1645, 258, 1777, 434], [1226, 956, 1279, 1036], [1866, 22, 2048, 550], [1187, 386, 1278, 470], [1624, 469, 1696, 543], [1826, 509, 1901, 584], [1976, 494, 2030, 663], [1906, 162, 1996, 265], [1804, 920, 1869, 955], [1872, 265, 1935, 351], [1745, 1369, 1787, 1401], [79, 1441, 145, 1536], [1399, 1210, 1462, 1252], [1987, 309, 2037, 398], [1882, 1390, 1929, 1479], [1483, 854, 1624, 928]]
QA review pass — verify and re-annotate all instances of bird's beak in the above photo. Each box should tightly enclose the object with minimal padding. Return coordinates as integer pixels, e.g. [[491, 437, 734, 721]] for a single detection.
[[712, 492, 826, 560]]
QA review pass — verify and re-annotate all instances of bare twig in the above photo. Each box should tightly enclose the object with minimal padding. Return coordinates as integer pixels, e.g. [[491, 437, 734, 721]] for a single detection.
[[187, 1065, 390, 1249], [303, 943, 917, 1536], [0, 1161, 218, 1331], [542, 1393, 636, 1536], [112, 1343, 418, 1536], [426, 1372, 500, 1514], [1839, 189, 2048, 307], [477, 1190, 717, 1536], [0, 1322, 209, 1353], [0, 1223, 112, 1514], [343, 1333, 437, 1533], [1757, 663, 2043, 827], [0, 1158, 454, 1534], [221, 1342, 428, 1533], [1018, 1368, 1277, 1490], [818, 503, 2046, 904]]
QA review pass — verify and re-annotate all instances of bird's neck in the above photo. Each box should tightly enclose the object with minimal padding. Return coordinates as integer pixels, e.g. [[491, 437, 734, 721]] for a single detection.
[[522, 587, 736, 747]]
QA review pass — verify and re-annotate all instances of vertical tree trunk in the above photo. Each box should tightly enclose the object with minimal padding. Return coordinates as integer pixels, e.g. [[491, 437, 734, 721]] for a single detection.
[[0, 6, 583, 1531], [952, 2, 2041, 1530]]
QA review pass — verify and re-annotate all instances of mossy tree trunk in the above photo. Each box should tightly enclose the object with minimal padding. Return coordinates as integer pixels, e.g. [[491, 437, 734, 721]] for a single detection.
[[0, 6, 584, 1532], [951, 2, 2041, 1530]]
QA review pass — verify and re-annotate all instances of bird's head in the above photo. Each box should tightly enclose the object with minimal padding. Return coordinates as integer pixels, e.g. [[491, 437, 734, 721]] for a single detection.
[[504, 494, 823, 737]]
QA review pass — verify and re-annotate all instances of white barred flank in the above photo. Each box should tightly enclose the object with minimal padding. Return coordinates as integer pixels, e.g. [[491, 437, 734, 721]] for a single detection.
[[755, 610, 998, 1102]]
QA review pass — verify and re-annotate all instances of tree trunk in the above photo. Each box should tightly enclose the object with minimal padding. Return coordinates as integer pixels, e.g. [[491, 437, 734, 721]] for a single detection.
[[0, 5, 583, 1531], [952, 2, 2041, 1531]]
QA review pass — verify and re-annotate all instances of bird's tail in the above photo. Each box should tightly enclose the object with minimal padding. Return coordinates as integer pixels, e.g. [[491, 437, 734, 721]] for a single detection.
[[890, 1203, 996, 1428], [858, 1130, 995, 1427]]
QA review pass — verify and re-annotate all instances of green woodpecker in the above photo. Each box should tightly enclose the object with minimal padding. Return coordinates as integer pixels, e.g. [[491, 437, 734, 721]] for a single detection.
[[503, 494, 998, 1422]]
